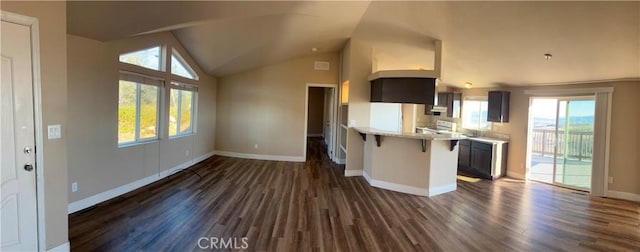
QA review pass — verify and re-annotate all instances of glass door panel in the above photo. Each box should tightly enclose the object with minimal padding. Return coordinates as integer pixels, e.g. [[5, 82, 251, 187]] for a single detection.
[[528, 97, 595, 191], [528, 98, 558, 184], [554, 99, 595, 190]]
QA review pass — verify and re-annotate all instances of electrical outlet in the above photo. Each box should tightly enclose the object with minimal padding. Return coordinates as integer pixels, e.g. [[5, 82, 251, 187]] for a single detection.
[[254, 144, 259, 149], [72, 182, 78, 192], [608, 176, 613, 183], [186, 149, 190, 157]]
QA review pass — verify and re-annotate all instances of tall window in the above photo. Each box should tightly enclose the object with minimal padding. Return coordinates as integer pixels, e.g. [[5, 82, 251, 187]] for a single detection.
[[118, 46, 199, 145], [462, 97, 489, 130], [118, 73, 161, 145], [169, 82, 197, 137], [171, 50, 198, 80], [119, 46, 162, 71]]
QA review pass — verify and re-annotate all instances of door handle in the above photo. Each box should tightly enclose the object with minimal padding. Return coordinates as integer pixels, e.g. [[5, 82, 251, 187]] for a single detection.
[[24, 163, 34, 172]]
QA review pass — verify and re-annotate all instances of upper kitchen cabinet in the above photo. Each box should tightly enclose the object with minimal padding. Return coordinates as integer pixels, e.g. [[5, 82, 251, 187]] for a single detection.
[[436, 92, 461, 118], [370, 77, 436, 105], [487, 91, 509, 123]]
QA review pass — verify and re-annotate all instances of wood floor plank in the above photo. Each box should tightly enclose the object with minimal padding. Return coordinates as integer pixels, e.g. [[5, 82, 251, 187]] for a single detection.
[[69, 137, 640, 251]]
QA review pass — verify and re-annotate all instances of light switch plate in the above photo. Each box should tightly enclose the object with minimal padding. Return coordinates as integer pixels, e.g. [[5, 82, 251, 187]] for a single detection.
[[47, 124, 61, 139]]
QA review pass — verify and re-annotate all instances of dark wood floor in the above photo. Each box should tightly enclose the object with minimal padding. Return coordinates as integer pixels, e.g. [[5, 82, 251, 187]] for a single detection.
[[69, 138, 640, 251]]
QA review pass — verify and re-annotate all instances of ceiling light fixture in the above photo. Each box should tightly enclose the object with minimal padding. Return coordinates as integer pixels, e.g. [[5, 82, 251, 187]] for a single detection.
[[311, 47, 318, 52], [544, 53, 552, 60], [465, 82, 473, 88]]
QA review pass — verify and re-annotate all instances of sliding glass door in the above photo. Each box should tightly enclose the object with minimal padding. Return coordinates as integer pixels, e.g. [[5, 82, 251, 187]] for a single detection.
[[528, 97, 595, 191]]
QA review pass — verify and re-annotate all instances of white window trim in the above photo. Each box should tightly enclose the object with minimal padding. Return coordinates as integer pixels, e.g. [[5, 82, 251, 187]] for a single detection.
[[171, 49, 199, 80], [168, 82, 198, 138], [119, 45, 164, 72], [118, 72, 163, 147], [461, 96, 490, 130]]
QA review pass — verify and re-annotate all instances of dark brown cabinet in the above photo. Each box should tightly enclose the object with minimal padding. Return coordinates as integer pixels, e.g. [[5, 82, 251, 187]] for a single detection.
[[487, 91, 509, 122], [470, 142, 493, 178], [458, 139, 508, 180], [370, 77, 435, 105], [458, 140, 471, 168]]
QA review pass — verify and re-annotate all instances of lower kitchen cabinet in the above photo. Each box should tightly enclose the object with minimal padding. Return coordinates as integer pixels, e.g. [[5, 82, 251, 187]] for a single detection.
[[458, 139, 508, 180]]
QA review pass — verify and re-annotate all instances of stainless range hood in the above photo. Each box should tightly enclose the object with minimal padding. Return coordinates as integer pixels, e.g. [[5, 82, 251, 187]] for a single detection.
[[429, 105, 447, 115]]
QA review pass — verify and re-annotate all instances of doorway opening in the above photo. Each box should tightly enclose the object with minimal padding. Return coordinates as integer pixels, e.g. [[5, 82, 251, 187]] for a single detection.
[[527, 97, 596, 191], [304, 84, 338, 162]]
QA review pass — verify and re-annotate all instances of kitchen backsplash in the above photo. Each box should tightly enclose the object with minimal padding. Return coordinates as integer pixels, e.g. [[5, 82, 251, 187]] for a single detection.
[[418, 112, 511, 141]]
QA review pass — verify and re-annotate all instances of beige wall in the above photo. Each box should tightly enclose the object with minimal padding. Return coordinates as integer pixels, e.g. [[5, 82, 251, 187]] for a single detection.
[[307, 87, 325, 136], [215, 53, 339, 158], [344, 39, 373, 172], [455, 81, 640, 196], [66, 32, 217, 203], [1, 2, 69, 249]]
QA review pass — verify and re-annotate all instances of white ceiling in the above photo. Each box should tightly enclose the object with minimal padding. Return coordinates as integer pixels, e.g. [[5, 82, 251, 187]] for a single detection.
[[67, 1, 640, 87]]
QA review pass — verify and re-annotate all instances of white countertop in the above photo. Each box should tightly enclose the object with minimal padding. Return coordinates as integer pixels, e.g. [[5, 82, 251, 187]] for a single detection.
[[464, 136, 509, 144], [353, 127, 467, 141]]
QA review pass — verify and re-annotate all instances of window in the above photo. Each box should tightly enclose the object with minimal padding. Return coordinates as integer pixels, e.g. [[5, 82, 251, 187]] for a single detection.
[[169, 82, 197, 137], [171, 50, 198, 80], [462, 97, 489, 130], [118, 73, 162, 145], [117, 46, 200, 144], [119, 46, 162, 71]]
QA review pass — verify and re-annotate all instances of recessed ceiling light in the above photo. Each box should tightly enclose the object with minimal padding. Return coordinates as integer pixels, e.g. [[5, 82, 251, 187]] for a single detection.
[[544, 53, 552, 60], [465, 82, 473, 88], [311, 47, 318, 52]]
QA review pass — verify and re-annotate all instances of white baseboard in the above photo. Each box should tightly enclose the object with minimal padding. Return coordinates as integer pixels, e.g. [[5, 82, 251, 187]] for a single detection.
[[427, 183, 457, 196], [215, 151, 304, 162], [47, 241, 69, 252], [344, 169, 363, 177], [68, 151, 215, 214], [362, 171, 430, 196], [607, 190, 640, 202], [363, 170, 372, 183]]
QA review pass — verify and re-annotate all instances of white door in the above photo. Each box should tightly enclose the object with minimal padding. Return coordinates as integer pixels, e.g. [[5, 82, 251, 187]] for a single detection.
[[324, 88, 335, 157], [1, 20, 39, 251]]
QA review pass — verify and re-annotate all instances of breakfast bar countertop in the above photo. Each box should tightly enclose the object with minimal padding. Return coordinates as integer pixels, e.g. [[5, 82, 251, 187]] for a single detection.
[[353, 127, 467, 141]]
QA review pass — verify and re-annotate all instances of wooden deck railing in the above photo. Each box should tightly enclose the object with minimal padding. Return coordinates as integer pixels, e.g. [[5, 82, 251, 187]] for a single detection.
[[530, 128, 593, 161]]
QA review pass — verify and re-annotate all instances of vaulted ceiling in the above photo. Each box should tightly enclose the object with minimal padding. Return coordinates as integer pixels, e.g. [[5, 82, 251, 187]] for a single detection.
[[67, 1, 640, 87]]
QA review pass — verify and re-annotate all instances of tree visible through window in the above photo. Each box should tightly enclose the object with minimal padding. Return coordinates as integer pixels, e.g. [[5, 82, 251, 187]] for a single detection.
[[169, 87, 195, 137], [118, 80, 159, 144], [171, 50, 198, 80], [119, 46, 162, 71], [118, 46, 199, 145]]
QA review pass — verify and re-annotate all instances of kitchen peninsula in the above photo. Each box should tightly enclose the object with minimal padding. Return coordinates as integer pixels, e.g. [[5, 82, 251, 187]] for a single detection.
[[354, 127, 467, 197]]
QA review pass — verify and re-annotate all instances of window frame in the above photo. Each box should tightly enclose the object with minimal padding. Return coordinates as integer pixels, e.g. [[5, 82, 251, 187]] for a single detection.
[[461, 96, 490, 130], [118, 45, 164, 72], [117, 46, 200, 146], [117, 73, 163, 147], [168, 82, 198, 138], [171, 49, 199, 80]]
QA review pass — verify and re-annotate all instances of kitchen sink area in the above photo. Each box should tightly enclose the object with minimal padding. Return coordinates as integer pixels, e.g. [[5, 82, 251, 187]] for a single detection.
[[415, 120, 509, 180]]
